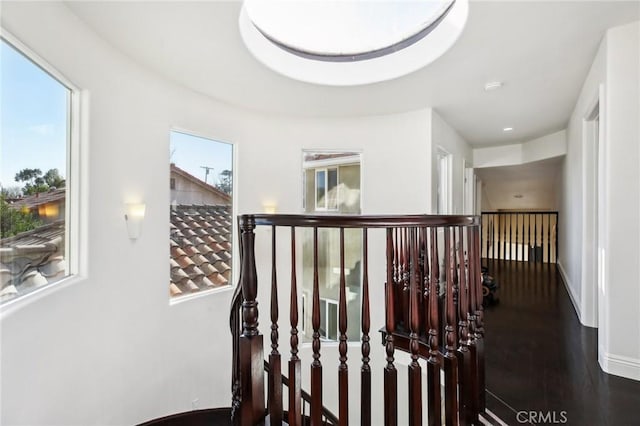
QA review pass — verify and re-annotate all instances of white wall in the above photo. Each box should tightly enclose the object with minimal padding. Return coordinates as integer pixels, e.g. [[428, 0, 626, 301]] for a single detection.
[[559, 20, 640, 380], [0, 3, 437, 425], [601, 21, 640, 379], [473, 130, 567, 169]]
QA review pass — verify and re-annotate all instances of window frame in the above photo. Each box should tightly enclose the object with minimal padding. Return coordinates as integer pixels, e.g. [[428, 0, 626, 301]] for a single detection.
[[0, 29, 86, 308], [319, 297, 339, 341], [168, 128, 237, 305], [314, 166, 339, 212]]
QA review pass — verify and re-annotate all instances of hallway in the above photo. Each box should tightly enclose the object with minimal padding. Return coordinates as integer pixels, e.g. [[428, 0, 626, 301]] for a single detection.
[[483, 260, 640, 425]]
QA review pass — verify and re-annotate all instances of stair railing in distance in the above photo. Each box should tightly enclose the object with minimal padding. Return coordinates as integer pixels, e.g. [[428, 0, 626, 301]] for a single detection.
[[231, 214, 484, 426]]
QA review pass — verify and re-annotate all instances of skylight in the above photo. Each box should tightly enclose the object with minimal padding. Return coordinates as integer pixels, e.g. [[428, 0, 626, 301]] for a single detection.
[[245, 0, 455, 61], [239, 0, 469, 86]]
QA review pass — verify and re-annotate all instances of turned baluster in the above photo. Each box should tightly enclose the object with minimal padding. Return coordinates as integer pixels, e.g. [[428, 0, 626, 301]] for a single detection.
[[472, 226, 486, 412], [456, 226, 473, 426], [426, 227, 442, 426], [338, 229, 349, 426], [443, 228, 459, 426], [467, 227, 480, 421], [361, 229, 372, 426], [269, 226, 283, 425], [311, 227, 323, 426], [384, 228, 398, 426], [289, 227, 302, 426], [408, 228, 423, 426]]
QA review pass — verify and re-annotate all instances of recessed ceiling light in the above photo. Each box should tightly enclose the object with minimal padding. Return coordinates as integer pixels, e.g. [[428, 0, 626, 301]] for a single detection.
[[484, 81, 503, 91], [503, 127, 514, 132]]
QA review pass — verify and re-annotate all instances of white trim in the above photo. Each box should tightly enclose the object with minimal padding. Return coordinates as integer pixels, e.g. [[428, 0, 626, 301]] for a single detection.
[[557, 261, 582, 323], [580, 84, 605, 329], [169, 284, 235, 306], [167, 128, 237, 301], [302, 154, 361, 169], [0, 29, 87, 310], [599, 350, 640, 381]]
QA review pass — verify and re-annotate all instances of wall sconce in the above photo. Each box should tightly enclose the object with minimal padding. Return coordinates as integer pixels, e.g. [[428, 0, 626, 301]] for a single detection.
[[262, 202, 277, 214], [124, 203, 146, 240]]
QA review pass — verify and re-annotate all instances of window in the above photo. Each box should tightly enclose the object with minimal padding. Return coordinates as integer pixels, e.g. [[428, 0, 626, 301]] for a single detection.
[[0, 35, 78, 304], [169, 130, 234, 300], [319, 298, 339, 341], [301, 151, 362, 342], [315, 167, 338, 211]]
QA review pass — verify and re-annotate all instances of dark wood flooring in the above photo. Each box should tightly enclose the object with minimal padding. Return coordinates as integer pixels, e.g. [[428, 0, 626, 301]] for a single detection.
[[483, 259, 640, 426]]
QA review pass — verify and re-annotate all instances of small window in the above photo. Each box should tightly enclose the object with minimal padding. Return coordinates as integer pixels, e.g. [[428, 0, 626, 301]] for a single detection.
[[169, 130, 234, 300], [319, 298, 339, 341], [314, 167, 339, 211], [1, 36, 78, 304]]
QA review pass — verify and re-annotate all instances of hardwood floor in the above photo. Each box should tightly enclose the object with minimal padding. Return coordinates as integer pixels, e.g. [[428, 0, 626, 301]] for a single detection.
[[482, 260, 640, 425]]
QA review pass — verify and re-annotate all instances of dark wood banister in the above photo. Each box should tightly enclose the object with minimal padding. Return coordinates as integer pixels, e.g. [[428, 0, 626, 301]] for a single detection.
[[231, 213, 485, 426]]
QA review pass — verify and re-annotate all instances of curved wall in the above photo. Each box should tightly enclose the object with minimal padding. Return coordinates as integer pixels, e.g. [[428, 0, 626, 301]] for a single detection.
[[0, 3, 458, 425]]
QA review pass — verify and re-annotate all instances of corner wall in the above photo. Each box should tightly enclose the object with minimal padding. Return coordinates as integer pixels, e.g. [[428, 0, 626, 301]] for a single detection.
[[559, 20, 640, 380]]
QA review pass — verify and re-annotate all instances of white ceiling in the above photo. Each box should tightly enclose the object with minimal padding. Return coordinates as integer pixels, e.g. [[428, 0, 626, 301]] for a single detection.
[[64, 1, 638, 148]]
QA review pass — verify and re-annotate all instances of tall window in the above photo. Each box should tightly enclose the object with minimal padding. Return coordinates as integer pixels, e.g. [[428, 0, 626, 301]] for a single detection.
[[169, 130, 234, 300], [301, 151, 362, 342], [1, 36, 76, 304]]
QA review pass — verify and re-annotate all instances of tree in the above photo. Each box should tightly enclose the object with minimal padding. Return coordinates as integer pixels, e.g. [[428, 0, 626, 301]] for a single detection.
[[0, 195, 43, 238], [216, 169, 232, 195], [14, 168, 65, 195], [43, 168, 65, 189]]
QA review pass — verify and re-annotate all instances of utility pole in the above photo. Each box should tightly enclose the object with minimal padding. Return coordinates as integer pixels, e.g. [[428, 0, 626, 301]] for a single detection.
[[200, 166, 214, 184]]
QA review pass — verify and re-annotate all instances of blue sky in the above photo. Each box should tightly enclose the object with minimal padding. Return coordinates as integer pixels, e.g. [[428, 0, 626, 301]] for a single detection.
[[1, 38, 233, 193], [1, 39, 68, 190], [170, 130, 233, 187]]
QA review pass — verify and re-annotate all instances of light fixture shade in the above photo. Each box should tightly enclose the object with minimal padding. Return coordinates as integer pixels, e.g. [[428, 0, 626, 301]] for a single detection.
[[125, 203, 146, 239], [262, 202, 277, 214]]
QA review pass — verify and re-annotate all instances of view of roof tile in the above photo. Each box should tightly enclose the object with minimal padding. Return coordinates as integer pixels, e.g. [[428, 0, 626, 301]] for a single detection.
[[0, 220, 66, 303], [169, 205, 232, 297]]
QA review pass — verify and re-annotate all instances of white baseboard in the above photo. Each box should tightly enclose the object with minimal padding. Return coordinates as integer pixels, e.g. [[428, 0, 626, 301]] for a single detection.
[[599, 349, 640, 381], [557, 261, 582, 321]]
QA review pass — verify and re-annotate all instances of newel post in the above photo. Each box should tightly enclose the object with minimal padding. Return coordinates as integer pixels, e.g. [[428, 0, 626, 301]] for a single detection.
[[239, 215, 265, 425]]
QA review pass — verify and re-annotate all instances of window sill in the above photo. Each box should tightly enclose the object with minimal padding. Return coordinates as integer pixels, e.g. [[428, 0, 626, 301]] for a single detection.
[[0, 273, 87, 318]]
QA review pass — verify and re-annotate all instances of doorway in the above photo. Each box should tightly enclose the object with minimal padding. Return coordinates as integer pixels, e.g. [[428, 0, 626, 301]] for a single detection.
[[582, 89, 604, 329]]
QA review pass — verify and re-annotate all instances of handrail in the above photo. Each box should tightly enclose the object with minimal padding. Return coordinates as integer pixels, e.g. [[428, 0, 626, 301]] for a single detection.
[[264, 360, 339, 425], [250, 213, 480, 228]]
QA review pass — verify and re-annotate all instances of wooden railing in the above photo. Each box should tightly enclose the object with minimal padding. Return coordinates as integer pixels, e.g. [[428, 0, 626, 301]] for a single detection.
[[230, 214, 485, 425], [481, 211, 558, 263]]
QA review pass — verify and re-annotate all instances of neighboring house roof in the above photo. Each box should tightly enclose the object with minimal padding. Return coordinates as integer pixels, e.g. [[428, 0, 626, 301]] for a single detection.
[[10, 188, 66, 210], [1, 201, 233, 302], [170, 204, 232, 297], [170, 164, 232, 204], [0, 220, 66, 302]]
